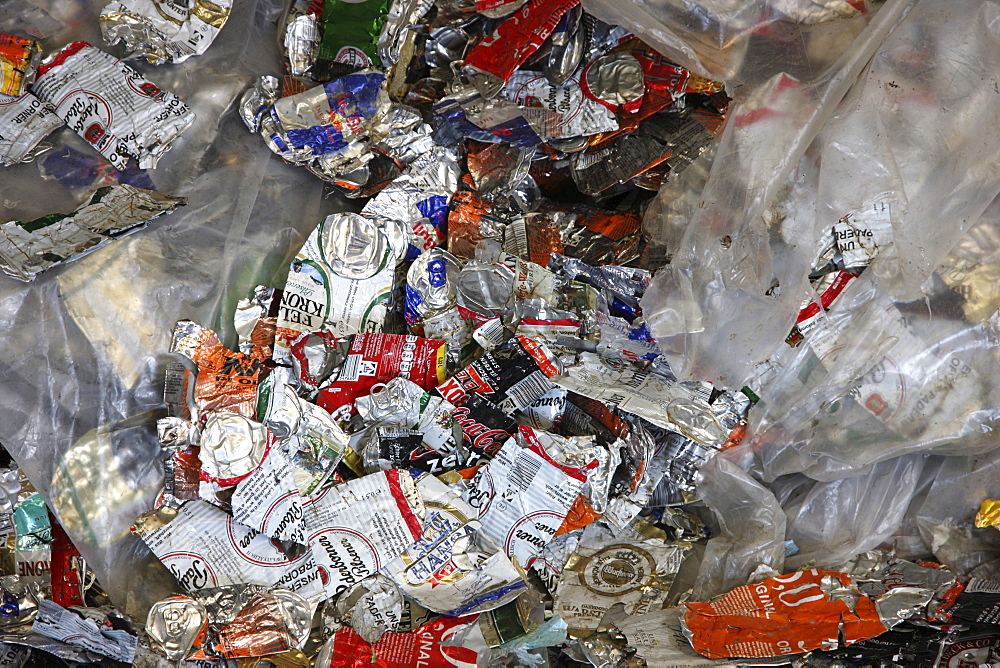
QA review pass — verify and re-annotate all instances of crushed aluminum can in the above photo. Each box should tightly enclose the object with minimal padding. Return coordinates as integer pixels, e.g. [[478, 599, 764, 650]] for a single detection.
[[582, 51, 645, 112], [273, 71, 390, 167], [404, 247, 463, 328], [302, 469, 424, 599], [32, 42, 196, 169], [132, 502, 326, 601], [198, 411, 271, 487], [145, 595, 209, 662], [0, 184, 186, 282], [436, 335, 561, 413], [425, 26, 470, 70], [100, 0, 234, 65], [463, 426, 590, 568], [272, 213, 402, 358], [362, 146, 462, 256], [452, 394, 518, 466], [187, 588, 304, 659], [976, 498, 1000, 529], [378, 0, 434, 68], [359, 426, 461, 474], [466, 142, 535, 196], [0, 92, 63, 166], [499, 71, 619, 139], [316, 0, 392, 67], [0, 35, 39, 98], [292, 331, 447, 419], [381, 472, 527, 616], [316, 613, 480, 668], [257, 385, 349, 496], [553, 353, 729, 448], [32, 599, 137, 663], [554, 521, 690, 634], [284, 13, 320, 77], [169, 317, 274, 420], [456, 261, 517, 317], [543, 3, 586, 85], [681, 569, 888, 659], [461, 0, 581, 98], [334, 574, 405, 643], [231, 447, 306, 544], [354, 377, 458, 453]]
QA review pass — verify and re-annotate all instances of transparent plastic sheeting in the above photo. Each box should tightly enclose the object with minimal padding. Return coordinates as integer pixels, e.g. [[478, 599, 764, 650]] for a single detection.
[[0, 0, 350, 619], [591, 0, 1000, 599]]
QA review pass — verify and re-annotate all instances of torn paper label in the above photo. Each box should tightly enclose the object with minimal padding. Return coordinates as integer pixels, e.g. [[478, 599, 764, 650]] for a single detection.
[[833, 192, 895, 269]]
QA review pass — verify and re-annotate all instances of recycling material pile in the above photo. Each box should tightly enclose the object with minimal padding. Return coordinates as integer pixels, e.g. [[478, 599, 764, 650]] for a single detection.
[[4, 0, 1000, 665]]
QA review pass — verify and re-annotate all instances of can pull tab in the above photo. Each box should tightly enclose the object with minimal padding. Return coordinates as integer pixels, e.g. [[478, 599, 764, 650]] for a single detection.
[[427, 259, 447, 287]]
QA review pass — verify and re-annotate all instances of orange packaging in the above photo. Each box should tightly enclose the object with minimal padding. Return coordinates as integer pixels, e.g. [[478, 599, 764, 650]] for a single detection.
[[188, 591, 295, 660], [683, 569, 887, 659], [0, 34, 38, 97], [554, 494, 599, 536], [170, 318, 276, 419]]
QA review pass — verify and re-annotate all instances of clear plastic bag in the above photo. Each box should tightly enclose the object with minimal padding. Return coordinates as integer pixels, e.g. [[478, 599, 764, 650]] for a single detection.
[[778, 453, 927, 569], [0, 0, 348, 618], [633, 0, 1000, 485], [690, 455, 786, 599], [916, 449, 1000, 578]]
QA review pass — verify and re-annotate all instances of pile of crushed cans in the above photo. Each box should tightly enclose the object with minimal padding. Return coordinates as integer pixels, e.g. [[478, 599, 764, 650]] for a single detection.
[[2, 0, 1000, 666]]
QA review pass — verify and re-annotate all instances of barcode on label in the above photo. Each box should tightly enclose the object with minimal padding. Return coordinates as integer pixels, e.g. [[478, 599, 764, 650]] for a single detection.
[[504, 220, 530, 257], [336, 354, 362, 383], [509, 453, 542, 492], [498, 371, 553, 413], [163, 362, 186, 400], [966, 578, 1000, 594], [163, 362, 191, 418], [474, 318, 506, 350]]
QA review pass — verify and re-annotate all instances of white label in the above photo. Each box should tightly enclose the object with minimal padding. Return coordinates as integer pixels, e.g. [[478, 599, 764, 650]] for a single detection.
[[32, 43, 195, 169], [465, 433, 584, 567], [303, 470, 423, 597], [473, 317, 507, 351], [833, 192, 895, 268], [137, 500, 325, 601], [502, 72, 619, 139], [232, 447, 306, 544]]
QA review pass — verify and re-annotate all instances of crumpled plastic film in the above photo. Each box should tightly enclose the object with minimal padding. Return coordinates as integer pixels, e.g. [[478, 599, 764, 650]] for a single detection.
[[0, 0, 342, 620], [779, 453, 927, 570], [651, 0, 1000, 386], [690, 454, 786, 600]]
